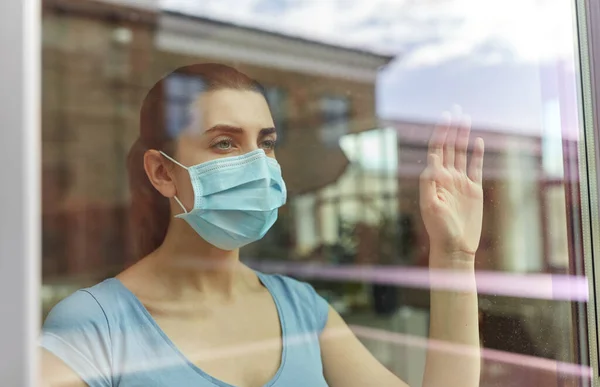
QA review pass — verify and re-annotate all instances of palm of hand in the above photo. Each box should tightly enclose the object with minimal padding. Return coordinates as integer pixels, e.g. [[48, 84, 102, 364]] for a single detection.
[[419, 110, 485, 256]]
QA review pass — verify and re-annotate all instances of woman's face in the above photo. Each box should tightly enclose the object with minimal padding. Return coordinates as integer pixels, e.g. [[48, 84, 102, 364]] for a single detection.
[[145, 88, 278, 212], [175, 89, 277, 165]]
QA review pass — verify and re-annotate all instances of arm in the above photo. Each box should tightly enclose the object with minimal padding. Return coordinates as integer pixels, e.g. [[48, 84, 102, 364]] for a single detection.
[[321, 109, 484, 387], [423, 256, 479, 387], [319, 262, 479, 387], [39, 291, 113, 387], [320, 306, 409, 387], [40, 348, 87, 387], [420, 109, 483, 387]]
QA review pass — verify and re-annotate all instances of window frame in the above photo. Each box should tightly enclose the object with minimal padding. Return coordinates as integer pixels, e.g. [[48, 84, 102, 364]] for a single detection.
[[575, 0, 600, 382], [0, 0, 41, 385]]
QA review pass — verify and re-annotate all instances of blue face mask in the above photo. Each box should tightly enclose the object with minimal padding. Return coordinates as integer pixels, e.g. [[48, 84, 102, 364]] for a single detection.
[[160, 149, 287, 251]]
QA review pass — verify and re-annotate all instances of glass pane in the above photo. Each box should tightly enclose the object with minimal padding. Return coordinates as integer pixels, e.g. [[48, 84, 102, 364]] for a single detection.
[[40, 1, 593, 386], [165, 101, 188, 138], [265, 86, 288, 144], [165, 72, 192, 98], [320, 96, 350, 147]]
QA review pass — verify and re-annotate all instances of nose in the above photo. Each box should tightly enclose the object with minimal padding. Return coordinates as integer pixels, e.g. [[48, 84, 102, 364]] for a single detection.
[[241, 134, 262, 154], [245, 143, 260, 152]]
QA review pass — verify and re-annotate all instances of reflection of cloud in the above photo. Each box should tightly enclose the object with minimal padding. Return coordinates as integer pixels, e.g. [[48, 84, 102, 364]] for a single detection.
[[160, 0, 575, 68]]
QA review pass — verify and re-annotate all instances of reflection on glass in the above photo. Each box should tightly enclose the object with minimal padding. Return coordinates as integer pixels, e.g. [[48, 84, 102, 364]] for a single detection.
[[40, 0, 591, 386]]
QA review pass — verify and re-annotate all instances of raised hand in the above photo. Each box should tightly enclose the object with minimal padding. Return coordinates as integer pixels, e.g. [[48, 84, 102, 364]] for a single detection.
[[419, 107, 485, 261]]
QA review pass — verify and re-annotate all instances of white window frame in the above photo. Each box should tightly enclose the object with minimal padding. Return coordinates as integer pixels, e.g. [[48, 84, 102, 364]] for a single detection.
[[576, 0, 600, 384], [0, 0, 41, 386]]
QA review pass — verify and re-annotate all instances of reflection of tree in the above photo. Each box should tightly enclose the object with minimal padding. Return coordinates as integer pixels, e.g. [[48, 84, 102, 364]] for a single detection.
[[376, 214, 398, 265], [299, 211, 416, 266], [357, 212, 415, 266], [397, 213, 416, 264], [313, 219, 358, 265], [244, 210, 295, 261]]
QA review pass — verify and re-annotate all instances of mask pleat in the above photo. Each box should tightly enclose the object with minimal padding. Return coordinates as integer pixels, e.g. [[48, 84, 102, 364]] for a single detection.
[[171, 150, 286, 250]]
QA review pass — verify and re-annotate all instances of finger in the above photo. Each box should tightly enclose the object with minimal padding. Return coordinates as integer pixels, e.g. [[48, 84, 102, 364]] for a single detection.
[[468, 137, 485, 184], [455, 114, 471, 172], [444, 108, 460, 168], [428, 112, 450, 160], [420, 154, 441, 206], [430, 151, 442, 170]]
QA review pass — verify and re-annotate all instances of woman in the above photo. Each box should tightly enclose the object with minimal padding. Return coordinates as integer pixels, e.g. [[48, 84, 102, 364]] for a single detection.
[[40, 63, 484, 387]]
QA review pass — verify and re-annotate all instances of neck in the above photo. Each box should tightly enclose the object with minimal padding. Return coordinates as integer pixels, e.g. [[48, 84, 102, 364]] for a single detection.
[[148, 219, 252, 298]]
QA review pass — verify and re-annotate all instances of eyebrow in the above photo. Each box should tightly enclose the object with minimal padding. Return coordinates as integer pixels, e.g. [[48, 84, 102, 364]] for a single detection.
[[205, 124, 277, 137]]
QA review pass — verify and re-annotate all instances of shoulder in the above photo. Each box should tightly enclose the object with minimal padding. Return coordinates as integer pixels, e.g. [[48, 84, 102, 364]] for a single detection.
[[44, 287, 108, 333], [43, 279, 122, 333], [258, 272, 330, 333], [261, 272, 315, 295], [43, 278, 139, 345], [41, 281, 120, 386]]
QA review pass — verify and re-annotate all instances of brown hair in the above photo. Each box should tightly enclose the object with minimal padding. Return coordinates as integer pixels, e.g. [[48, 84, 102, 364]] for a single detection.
[[127, 63, 267, 260]]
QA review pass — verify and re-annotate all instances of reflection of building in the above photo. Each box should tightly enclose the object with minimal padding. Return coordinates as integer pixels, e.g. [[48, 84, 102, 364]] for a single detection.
[[291, 127, 400, 261], [41, 0, 393, 280], [40, 0, 584, 379], [389, 118, 577, 274], [308, 117, 580, 373], [304, 117, 577, 273], [41, 0, 576, 279]]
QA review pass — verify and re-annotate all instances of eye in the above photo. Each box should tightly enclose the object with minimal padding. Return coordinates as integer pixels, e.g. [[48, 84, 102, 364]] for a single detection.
[[211, 138, 234, 151], [260, 139, 277, 150]]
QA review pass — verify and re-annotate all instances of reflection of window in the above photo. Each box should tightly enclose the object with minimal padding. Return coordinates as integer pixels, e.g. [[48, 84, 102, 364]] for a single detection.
[[339, 128, 398, 173], [165, 76, 288, 143], [544, 185, 569, 268], [164, 73, 205, 137], [292, 194, 319, 255], [320, 96, 350, 147], [264, 87, 287, 145]]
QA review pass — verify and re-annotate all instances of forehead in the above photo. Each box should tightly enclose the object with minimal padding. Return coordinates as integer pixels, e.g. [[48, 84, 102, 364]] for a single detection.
[[192, 89, 273, 132]]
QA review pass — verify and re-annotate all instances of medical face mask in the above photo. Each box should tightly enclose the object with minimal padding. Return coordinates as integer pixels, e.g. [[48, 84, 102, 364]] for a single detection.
[[160, 149, 287, 250]]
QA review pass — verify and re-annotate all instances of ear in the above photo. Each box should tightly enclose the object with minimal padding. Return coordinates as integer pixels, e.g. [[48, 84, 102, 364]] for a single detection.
[[143, 149, 178, 198]]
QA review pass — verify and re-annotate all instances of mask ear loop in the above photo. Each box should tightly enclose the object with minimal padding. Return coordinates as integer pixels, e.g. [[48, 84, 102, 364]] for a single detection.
[[159, 151, 189, 214], [172, 196, 188, 214], [159, 151, 188, 170]]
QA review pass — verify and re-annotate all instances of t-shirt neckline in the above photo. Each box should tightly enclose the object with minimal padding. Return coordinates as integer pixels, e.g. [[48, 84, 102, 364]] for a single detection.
[[107, 271, 288, 387]]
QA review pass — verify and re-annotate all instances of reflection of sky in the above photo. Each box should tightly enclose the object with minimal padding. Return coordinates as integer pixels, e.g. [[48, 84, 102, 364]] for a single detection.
[[160, 0, 579, 134]]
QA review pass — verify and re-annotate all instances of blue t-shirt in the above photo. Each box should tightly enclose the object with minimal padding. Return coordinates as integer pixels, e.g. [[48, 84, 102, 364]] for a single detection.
[[41, 272, 330, 386]]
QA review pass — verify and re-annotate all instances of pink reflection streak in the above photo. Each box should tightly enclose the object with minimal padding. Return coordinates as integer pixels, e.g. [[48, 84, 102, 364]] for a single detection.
[[350, 325, 592, 378], [246, 260, 588, 301]]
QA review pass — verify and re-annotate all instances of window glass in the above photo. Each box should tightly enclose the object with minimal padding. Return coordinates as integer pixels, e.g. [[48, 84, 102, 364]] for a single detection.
[[265, 86, 288, 144], [320, 95, 350, 147], [40, 1, 595, 386]]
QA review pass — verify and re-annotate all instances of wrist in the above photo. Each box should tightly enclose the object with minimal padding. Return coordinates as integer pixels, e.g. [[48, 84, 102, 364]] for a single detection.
[[429, 249, 476, 270]]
